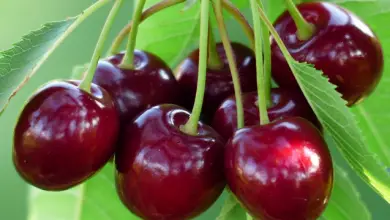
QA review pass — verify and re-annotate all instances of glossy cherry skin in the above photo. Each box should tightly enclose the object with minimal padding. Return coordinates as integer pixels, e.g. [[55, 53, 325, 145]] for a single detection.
[[212, 88, 320, 141], [225, 117, 333, 220], [13, 80, 119, 191], [93, 50, 180, 126], [175, 42, 257, 120], [115, 104, 225, 220], [271, 2, 383, 106]]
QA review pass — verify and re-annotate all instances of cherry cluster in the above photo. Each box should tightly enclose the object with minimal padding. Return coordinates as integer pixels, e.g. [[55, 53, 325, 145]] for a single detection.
[[12, 1, 383, 220]]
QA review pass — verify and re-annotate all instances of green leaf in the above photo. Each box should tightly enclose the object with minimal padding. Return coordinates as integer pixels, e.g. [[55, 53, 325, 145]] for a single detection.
[[322, 163, 371, 220], [326, 0, 390, 171], [216, 193, 247, 220], [0, 18, 76, 114], [27, 164, 140, 220], [283, 0, 390, 177], [287, 60, 390, 203], [257, 0, 390, 204]]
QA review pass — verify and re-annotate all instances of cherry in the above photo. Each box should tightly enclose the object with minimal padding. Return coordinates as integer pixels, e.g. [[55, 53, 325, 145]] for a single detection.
[[115, 104, 225, 220], [212, 88, 320, 141], [175, 42, 257, 121], [225, 117, 333, 220], [271, 2, 383, 106], [93, 50, 180, 126], [13, 80, 119, 191]]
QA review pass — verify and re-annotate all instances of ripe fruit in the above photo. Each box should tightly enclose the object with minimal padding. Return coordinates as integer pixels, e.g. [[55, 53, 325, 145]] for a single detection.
[[93, 50, 179, 126], [175, 42, 257, 120], [225, 117, 333, 220], [115, 104, 225, 220], [271, 2, 383, 106], [13, 81, 119, 191], [212, 88, 320, 141]]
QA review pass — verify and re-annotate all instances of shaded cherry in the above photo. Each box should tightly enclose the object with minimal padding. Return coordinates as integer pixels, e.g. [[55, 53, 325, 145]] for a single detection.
[[115, 104, 225, 220], [13, 80, 119, 191], [212, 88, 320, 141], [175, 42, 257, 121], [271, 2, 383, 106], [93, 50, 180, 127], [225, 117, 333, 220]]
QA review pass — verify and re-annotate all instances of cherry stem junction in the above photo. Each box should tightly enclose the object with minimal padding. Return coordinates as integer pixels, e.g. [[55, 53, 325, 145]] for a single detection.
[[181, 0, 210, 135], [110, 0, 185, 55], [120, 0, 147, 69], [213, 0, 244, 129], [79, 0, 124, 92], [284, 0, 314, 41], [250, 0, 269, 125]]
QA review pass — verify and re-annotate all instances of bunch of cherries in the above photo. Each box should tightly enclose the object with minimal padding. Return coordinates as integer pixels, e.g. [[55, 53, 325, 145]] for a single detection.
[[12, 1, 383, 220]]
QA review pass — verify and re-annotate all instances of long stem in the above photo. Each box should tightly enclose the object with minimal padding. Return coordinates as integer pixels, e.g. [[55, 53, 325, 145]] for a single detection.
[[119, 0, 146, 69], [222, 0, 254, 49], [256, 5, 294, 61], [208, 22, 224, 70], [250, 0, 269, 125], [257, 0, 271, 107], [181, 0, 210, 135], [110, 0, 185, 55], [284, 0, 314, 40], [79, 0, 124, 92], [213, 0, 244, 129]]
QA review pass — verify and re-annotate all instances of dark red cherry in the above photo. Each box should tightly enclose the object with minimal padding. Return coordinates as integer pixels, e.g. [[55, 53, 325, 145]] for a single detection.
[[13, 80, 119, 191], [212, 88, 320, 141], [271, 2, 383, 106], [225, 117, 333, 220], [115, 104, 225, 220], [175, 42, 257, 121], [93, 50, 180, 126]]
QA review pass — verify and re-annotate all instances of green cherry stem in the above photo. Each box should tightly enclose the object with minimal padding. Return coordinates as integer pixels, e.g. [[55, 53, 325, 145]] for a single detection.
[[284, 0, 314, 41], [109, 0, 185, 55], [256, 0, 272, 107], [257, 4, 294, 61], [79, 0, 124, 92], [181, 0, 210, 135], [213, 0, 244, 129], [222, 0, 255, 48], [207, 22, 224, 70], [250, 0, 269, 125], [119, 0, 147, 69]]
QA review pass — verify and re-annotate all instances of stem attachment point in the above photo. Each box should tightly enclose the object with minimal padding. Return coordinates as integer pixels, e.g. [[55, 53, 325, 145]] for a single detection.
[[119, 0, 147, 69], [284, 0, 315, 41], [181, 0, 210, 135]]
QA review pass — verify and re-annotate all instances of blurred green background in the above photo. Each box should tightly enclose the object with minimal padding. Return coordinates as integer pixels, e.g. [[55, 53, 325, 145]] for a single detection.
[[0, 0, 388, 219]]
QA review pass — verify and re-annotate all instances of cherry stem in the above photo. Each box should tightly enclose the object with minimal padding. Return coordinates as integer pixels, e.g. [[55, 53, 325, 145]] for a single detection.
[[256, 4, 294, 61], [109, 0, 185, 55], [79, 0, 124, 92], [181, 0, 210, 135], [250, 0, 269, 125], [256, 0, 272, 107], [119, 0, 146, 69], [207, 22, 224, 70], [213, 0, 244, 129], [222, 0, 255, 49], [284, 0, 314, 41]]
